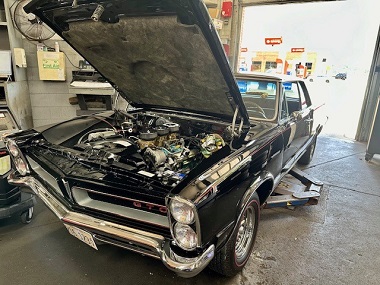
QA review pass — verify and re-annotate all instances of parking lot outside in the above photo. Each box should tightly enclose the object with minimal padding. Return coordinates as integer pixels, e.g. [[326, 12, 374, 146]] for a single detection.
[[305, 70, 369, 139]]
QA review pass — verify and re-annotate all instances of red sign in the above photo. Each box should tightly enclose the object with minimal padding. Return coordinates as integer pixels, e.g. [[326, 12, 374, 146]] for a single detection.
[[291, 48, 305, 52], [240, 47, 248, 52], [221, 1, 233, 18], [265, 37, 282, 45]]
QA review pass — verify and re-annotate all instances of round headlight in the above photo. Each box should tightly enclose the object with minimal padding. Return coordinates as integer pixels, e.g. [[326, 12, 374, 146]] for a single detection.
[[14, 157, 28, 176], [169, 198, 195, 224], [7, 140, 19, 157], [173, 223, 198, 250]]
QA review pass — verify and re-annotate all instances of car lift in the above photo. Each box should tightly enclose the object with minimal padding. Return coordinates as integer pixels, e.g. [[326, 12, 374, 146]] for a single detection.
[[264, 168, 323, 209]]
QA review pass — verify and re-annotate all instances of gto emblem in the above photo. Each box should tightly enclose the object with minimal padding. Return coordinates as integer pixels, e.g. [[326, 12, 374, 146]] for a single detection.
[[133, 201, 168, 214]]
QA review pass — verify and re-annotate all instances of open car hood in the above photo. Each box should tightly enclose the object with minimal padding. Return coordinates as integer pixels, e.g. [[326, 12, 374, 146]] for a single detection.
[[26, 0, 249, 124]]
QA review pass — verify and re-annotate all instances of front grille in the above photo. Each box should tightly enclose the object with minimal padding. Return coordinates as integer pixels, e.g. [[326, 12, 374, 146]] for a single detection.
[[72, 186, 170, 230]]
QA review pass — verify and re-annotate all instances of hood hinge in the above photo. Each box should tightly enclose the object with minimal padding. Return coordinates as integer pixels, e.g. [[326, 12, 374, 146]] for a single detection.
[[230, 105, 244, 139]]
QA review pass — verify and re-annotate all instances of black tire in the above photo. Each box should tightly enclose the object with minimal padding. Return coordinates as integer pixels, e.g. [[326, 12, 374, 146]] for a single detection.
[[326, 79, 330, 83], [20, 207, 34, 224], [209, 192, 260, 277], [298, 139, 316, 165]]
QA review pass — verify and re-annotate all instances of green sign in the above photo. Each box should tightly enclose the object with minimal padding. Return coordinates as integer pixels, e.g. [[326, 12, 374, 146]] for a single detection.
[[42, 59, 60, 69]]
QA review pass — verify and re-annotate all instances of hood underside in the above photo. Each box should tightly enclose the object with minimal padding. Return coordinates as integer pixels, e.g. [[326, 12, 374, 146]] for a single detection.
[[65, 16, 234, 116], [27, 0, 249, 123]]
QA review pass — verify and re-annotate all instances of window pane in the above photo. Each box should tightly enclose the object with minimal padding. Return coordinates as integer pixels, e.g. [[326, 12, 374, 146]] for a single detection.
[[283, 82, 300, 114], [265, 61, 277, 72], [251, 61, 262, 72], [238, 79, 277, 120]]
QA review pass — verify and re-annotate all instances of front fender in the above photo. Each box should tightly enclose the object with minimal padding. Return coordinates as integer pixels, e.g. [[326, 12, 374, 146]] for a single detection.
[[239, 171, 274, 211]]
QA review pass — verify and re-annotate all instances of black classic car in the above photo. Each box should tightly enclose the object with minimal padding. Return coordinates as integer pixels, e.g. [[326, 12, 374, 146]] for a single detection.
[[6, 0, 322, 278]]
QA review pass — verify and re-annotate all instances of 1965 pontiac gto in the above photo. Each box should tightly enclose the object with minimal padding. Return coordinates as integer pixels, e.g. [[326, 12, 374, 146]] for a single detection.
[[6, 0, 322, 278]]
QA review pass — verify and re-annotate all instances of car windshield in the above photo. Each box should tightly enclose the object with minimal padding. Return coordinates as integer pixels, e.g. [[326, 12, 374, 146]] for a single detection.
[[237, 79, 278, 120]]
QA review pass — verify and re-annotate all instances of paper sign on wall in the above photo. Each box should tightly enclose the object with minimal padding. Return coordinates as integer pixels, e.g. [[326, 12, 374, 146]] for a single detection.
[[37, 51, 66, 81]]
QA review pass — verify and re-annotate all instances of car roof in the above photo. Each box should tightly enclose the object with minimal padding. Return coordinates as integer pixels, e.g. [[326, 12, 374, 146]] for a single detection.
[[235, 72, 303, 82]]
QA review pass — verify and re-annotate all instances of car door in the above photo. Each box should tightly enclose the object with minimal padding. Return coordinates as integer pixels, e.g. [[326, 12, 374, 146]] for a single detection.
[[279, 81, 312, 165]]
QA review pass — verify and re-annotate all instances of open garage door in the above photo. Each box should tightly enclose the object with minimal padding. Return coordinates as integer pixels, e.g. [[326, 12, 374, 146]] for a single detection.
[[231, 0, 380, 139]]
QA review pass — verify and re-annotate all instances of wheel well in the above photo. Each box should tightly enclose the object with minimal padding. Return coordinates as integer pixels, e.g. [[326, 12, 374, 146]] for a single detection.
[[255, 179, 274, 205]]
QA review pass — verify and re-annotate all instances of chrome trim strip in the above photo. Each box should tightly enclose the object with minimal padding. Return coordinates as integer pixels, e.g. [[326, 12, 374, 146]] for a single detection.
[[8, 173, 214, 278]]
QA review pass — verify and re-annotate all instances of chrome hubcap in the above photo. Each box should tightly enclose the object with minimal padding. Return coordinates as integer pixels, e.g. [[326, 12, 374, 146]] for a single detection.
[[235, 206, 255, 263]]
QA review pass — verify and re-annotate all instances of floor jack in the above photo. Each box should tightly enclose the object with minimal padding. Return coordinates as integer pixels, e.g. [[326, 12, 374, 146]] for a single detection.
[[265, 168, 323, 209]]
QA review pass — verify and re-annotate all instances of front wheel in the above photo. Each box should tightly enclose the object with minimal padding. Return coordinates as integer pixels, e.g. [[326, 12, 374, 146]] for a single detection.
[[209, 193, 260, 277]]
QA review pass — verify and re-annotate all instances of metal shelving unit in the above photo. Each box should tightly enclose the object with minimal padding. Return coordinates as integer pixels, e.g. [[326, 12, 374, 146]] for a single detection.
[[0, 0, 32, 129]]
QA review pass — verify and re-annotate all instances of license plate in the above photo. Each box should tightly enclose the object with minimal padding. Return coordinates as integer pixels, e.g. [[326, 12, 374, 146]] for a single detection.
[[64, 224, 98, 250]]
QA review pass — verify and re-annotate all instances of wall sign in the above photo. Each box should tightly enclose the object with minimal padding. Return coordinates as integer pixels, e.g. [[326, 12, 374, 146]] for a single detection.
[[265, 37, 282, 45], [37, 51, 66, 81]]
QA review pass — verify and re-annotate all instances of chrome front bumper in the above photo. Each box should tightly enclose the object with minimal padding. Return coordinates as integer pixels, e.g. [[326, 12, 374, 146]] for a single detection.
[[8, 172, 215, 278]]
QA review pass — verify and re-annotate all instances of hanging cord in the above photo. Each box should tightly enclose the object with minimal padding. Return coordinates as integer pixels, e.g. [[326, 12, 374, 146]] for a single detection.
[[42, 41, 82, 69]]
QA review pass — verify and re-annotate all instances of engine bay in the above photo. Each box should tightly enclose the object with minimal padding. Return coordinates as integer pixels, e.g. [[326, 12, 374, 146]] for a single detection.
[[70, 112, 234, 187]]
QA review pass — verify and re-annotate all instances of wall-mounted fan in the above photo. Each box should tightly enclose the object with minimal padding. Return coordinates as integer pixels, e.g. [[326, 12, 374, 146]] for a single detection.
[[13, 0, 55, 41]]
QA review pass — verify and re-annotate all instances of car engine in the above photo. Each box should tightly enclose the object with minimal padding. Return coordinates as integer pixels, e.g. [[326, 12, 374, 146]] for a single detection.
[[72, 112, 230, 186]]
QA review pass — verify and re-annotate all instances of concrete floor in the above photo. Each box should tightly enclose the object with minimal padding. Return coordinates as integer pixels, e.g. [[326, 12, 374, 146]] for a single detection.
[[1, 134, 379, 285]]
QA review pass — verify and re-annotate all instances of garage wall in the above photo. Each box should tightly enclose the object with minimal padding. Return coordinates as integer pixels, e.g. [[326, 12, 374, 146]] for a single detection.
[[23, 39, 82, 127], [356, 26, 380, 141]]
